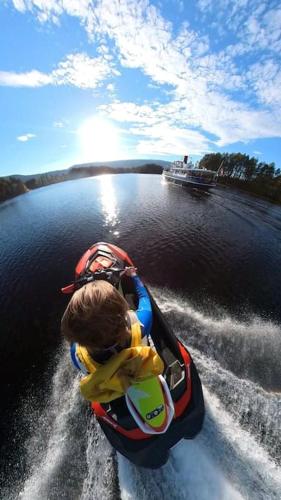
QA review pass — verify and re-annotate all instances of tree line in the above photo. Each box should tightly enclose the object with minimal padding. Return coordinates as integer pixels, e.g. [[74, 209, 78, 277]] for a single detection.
[[0, 177, 28, 203], [199, 153, 281, 203], [0, 164, 163, 203]]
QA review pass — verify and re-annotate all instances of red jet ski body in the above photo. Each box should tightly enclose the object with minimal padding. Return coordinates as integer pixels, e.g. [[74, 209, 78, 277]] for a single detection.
[[62, 242, 205, 468]]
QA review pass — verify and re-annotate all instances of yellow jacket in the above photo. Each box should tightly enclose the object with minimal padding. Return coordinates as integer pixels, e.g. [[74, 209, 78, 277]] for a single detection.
[[76, 311, 164, 403]]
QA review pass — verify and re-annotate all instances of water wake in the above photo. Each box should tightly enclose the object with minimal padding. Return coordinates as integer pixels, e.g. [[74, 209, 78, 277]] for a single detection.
[[17, 349, 118, 500], [80, 416, 119, 500], [153, 287, 281, 390], [8, 291, 281, 499], [152, 288, 281, 463], [118, 415, 244, 500], [18, 351, 87, 500], [118, 381, 281, 500]]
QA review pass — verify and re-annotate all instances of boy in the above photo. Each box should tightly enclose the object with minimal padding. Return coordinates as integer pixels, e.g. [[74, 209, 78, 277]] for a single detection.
[[61, 268, 163, 402]]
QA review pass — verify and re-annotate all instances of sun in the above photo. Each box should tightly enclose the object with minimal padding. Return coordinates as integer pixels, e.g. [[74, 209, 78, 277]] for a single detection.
[[78, 117, 122, 162]]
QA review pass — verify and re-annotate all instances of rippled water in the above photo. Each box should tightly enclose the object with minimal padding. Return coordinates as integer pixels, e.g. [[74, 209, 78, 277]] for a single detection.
[[1, 174, 281, 498]]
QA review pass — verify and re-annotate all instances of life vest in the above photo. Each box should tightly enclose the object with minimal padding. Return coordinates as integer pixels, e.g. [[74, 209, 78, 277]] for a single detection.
[[76, 311, 164, 403]]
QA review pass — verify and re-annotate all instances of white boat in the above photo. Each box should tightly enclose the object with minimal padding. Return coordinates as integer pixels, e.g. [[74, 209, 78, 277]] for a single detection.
[[163, 156, 217, 189]]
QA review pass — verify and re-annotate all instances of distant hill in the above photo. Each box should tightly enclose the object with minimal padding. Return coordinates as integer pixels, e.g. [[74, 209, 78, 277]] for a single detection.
[[1, 159, 171, 203], [11, 159, 171, 182]]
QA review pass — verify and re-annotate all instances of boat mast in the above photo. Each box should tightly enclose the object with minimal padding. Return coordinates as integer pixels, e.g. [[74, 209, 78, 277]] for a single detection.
[[216, 160, 224, 178]]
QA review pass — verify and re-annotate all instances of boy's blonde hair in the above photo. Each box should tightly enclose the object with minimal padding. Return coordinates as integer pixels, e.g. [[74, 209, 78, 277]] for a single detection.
[[61, 280, 129, 350]]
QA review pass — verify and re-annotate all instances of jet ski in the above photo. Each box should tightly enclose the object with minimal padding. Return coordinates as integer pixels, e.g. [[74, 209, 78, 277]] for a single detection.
[[62, 242, 204, 468]]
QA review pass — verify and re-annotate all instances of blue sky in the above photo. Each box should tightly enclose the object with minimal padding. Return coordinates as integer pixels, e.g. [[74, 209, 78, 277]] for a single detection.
[[1, 0, 281, 176]]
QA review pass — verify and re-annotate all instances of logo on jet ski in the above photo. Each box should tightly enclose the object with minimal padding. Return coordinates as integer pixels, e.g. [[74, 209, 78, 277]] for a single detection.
[[146, 404, 164, 420]]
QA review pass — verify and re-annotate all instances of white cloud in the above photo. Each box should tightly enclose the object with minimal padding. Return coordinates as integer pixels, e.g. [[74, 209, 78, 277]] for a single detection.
[[247, 61, 281, 108], [85, 0, 281, 145], [243, 7, 281, 53], [53, 121, 64, 128], [17, 133, 36, 142], [8, 0, 281, 151], [51, 53, 119, 88], [100, 91, 281, 150], [12, 0, 95, 31], [12, 0, 26, 13], [197, 0, 212, 10], [197, 1, 281, 55], [106, 83, 115, 92], [100, 101, 212, 154], [133, 125, 211, 156], [0, 70, 52, 87], [12, 0, 63, 21], [0, 52, 119, 89], [99, 101, 158, 125]]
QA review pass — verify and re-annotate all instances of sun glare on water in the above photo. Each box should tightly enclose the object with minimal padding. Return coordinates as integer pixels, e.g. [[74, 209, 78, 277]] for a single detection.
[[78, 117, 122, 162]]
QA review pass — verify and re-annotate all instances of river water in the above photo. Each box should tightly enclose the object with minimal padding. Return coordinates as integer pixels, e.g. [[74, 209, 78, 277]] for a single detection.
[[0, 174, 281, 499]]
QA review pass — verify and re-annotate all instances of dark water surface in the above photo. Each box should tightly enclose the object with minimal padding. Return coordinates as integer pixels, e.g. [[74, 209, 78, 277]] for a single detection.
[[1, 174, 281, 497]]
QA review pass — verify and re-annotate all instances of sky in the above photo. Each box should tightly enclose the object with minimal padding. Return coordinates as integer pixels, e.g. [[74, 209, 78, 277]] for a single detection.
[[0, 0, 281, 176]]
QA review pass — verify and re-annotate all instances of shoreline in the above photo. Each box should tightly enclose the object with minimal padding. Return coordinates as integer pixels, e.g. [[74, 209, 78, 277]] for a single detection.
[[0, 164, 163, 204], [1, 167, 281, 207], [216, 179, 281, 206]]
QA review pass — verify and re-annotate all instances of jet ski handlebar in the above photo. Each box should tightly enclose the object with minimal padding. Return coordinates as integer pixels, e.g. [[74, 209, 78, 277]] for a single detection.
[[61, 267, 124, 294]]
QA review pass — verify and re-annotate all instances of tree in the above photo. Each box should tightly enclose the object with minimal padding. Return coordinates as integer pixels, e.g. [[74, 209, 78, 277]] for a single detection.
[[256, 162, 275, 179], [244, 157, 258, 181], [199, 153, 224, 172]]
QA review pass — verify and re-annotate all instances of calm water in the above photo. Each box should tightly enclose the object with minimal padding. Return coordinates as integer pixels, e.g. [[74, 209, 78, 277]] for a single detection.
[[1, 174, 281, 498]]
